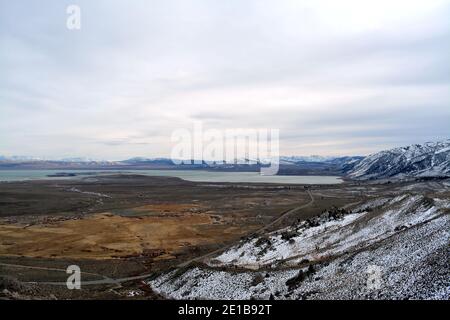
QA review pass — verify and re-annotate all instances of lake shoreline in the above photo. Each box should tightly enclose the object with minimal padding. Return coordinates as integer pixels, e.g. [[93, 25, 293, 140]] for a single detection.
[[0, 169, 343, 184]]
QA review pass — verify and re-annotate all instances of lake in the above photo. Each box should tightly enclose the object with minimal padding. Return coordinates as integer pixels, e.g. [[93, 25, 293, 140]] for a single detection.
[[0, 169, 343, 184]]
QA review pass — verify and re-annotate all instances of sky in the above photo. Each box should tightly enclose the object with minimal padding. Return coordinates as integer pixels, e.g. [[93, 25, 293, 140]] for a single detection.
[[1, 0, 449, 160]]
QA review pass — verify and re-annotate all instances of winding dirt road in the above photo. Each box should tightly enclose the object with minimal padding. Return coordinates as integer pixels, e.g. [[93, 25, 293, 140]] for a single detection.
[[5, 191, 315, 286]]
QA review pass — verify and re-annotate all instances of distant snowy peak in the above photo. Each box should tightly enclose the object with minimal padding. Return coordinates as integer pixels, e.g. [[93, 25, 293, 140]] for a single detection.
[[0, 156, 107, 162], [279, 155, 337, 163], [0, 155, 44, 161], [348, 140, 450, 180], [60, 157, 99, 162], [122, 157, 176, 165]]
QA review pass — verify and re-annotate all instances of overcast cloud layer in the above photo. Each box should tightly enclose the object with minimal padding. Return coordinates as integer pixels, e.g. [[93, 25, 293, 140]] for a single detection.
[[1, 0, 449, 159]]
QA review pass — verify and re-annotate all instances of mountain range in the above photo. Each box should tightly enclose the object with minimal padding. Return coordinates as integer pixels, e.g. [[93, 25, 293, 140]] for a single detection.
[[1, 140, 449, 180], [347, 140, 450, 180]]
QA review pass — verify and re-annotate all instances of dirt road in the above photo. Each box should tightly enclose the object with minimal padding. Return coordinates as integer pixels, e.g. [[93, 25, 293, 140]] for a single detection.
[[15, 191, 315, 287]]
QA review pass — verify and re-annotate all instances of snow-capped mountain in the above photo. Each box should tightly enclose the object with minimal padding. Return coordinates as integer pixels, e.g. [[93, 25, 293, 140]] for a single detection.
[[0, 155, 108, 163], [59, 157, 100, 162], [348, 140, 450, 180], [279, 155, 337, 164], [0, 155, 44, 161]]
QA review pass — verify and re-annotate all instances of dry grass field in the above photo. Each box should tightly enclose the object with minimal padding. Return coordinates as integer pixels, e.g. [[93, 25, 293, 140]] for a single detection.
[[0, 175, 368, 298], [0, 207, 260, 260]]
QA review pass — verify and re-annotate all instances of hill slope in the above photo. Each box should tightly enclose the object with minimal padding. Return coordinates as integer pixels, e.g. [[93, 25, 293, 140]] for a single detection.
[[148, 189, 450, 299], [348, 140, 450, 180]]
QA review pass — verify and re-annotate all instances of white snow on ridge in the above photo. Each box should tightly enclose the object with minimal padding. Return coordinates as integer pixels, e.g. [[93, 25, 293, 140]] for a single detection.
[[348, 140, 450, 180], [212, 211, 366, 268], [149, 214, 449, 300], [148, 191, 450, 300], [209, 194, 445, 269]]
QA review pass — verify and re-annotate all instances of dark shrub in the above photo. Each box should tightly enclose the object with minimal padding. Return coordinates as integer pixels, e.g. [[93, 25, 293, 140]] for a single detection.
[[285, 270, 305, 291]]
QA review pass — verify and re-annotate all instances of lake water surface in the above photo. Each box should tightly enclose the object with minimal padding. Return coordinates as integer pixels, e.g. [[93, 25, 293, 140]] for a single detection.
[[0, 169, 343, 184]]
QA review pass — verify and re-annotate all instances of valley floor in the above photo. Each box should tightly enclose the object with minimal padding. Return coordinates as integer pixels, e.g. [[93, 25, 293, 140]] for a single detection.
[[0, 175, 448, 299]]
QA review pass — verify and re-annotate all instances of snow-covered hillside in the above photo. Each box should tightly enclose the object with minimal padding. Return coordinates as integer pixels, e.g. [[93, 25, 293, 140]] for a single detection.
[[348, 140, 450, 180], [209, 195, 447, 269], [148, 191, 450, 300]]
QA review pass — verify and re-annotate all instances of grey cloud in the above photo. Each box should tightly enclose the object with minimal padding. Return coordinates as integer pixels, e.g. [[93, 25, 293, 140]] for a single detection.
[[1, 0, 449, 158]]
